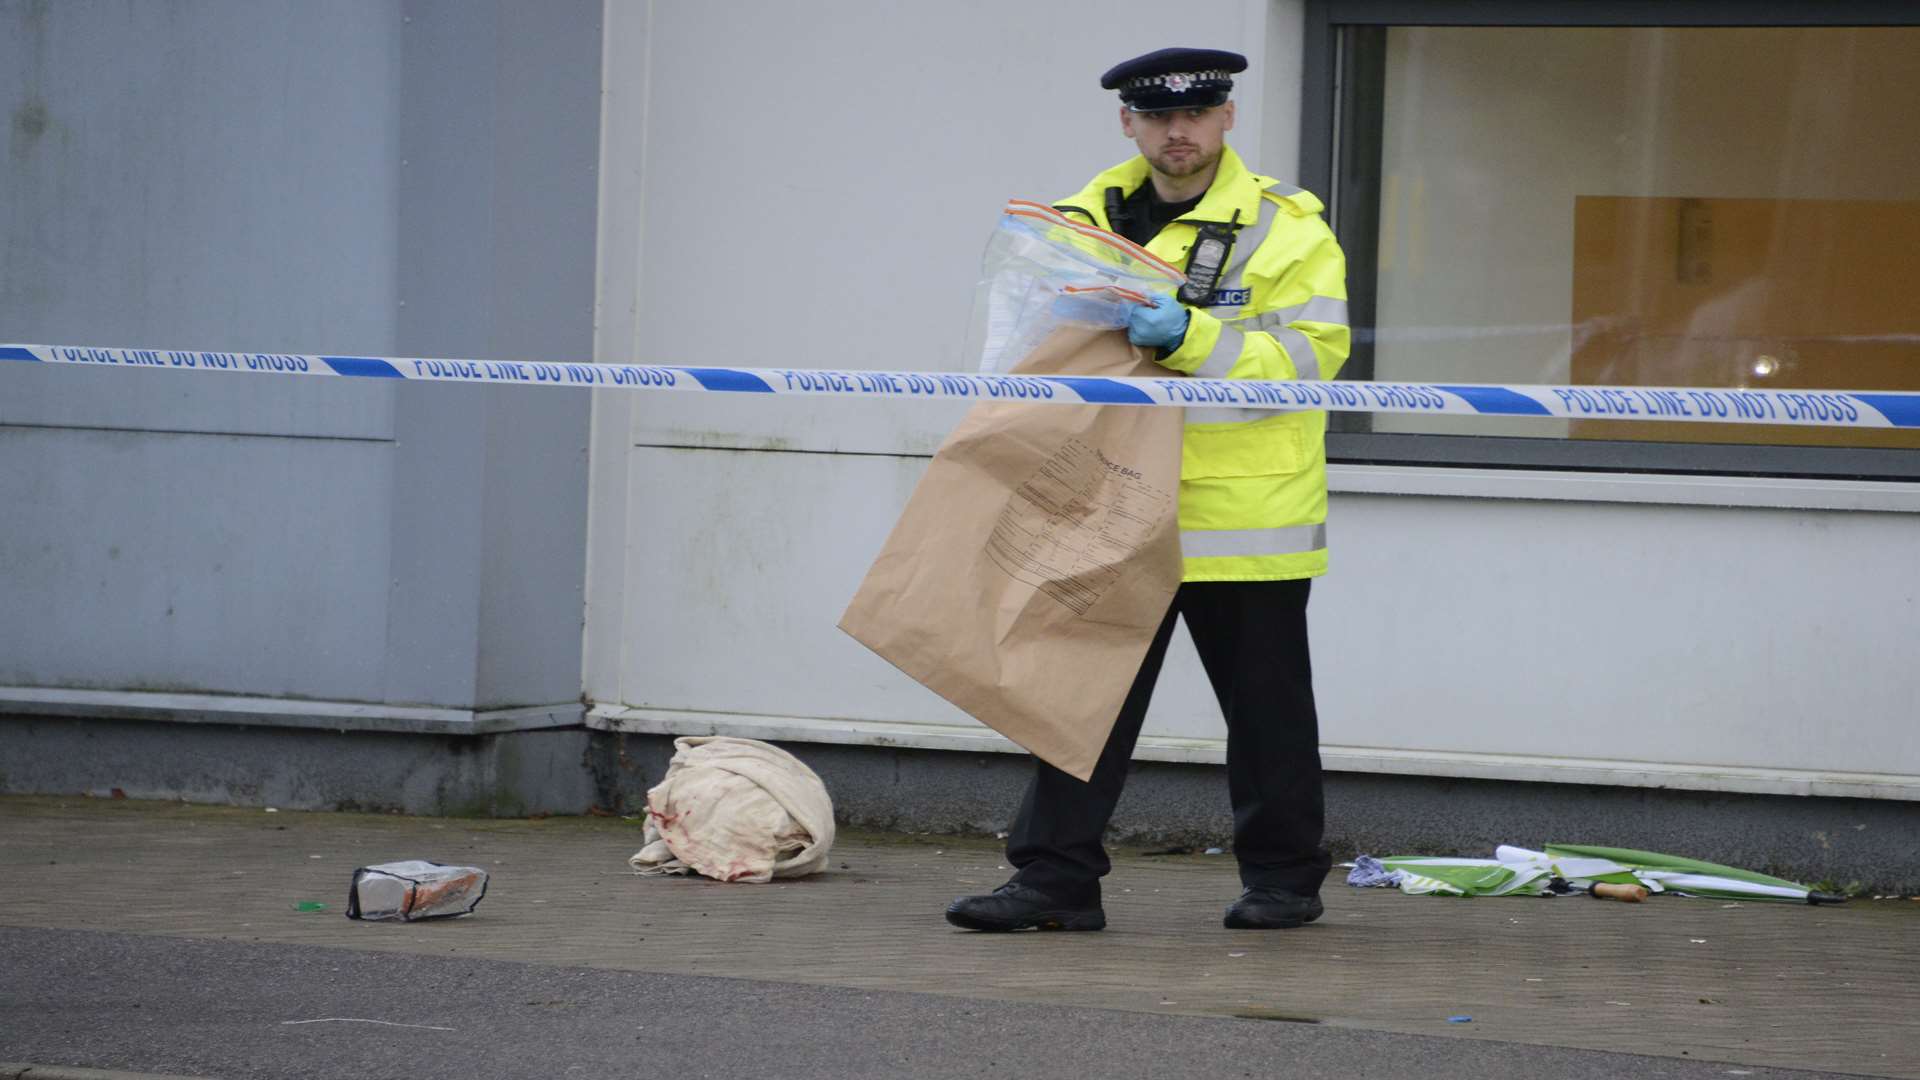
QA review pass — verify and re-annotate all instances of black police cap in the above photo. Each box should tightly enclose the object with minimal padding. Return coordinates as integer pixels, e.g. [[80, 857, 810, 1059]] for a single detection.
[[1100, 47, 1247, 113]]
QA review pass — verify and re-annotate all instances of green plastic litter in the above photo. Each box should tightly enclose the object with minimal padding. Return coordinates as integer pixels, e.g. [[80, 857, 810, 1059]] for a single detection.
[[295, 900, 328, 912]]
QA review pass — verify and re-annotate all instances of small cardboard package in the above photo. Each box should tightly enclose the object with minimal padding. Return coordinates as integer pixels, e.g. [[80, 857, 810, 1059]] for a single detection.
[[839, 326, 1184, 780]]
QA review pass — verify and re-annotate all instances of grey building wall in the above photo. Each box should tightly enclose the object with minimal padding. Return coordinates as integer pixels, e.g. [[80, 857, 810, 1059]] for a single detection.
[[0, 0, 598, 715]]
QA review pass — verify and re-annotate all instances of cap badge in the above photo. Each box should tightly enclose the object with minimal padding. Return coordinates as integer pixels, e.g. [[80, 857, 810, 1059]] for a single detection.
[[1165, 72, 1193, 93]]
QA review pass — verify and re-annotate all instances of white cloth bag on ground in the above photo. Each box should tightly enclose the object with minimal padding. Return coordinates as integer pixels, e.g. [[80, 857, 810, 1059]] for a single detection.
[[627, 736, 835, 882]]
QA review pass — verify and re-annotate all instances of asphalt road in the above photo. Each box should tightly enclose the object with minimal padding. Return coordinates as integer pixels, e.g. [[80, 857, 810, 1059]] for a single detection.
[[1, 927, 1849, 1080]]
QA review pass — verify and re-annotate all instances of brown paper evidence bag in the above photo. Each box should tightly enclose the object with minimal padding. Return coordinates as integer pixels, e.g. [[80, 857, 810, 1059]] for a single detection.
[[838, 326, 1185, 781]]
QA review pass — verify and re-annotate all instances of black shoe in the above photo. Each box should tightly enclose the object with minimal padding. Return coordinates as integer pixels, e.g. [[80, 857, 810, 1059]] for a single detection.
[[1223, 887, 1324, 929], [945, 882, 1106, 932]]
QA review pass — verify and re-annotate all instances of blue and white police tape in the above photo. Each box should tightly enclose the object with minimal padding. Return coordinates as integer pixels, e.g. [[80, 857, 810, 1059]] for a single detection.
[[5, 343, 1918, 430]]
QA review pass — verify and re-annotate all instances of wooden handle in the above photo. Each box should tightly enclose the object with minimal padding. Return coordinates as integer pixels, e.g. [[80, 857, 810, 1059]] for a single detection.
[[1591, 882, 1649, 902]]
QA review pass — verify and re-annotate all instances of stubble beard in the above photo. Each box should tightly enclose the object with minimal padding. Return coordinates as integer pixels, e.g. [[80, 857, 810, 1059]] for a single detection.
[[1149, 143, 1221, 181]]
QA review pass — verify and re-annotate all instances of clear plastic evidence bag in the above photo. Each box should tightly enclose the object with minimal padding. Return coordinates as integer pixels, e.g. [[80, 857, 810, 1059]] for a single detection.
[[345, 860, 488, 921], [967, 199, 1187, 374]]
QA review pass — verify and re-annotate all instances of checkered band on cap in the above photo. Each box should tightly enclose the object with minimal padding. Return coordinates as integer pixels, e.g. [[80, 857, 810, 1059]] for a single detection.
[[1121, 70, 1233, 93]]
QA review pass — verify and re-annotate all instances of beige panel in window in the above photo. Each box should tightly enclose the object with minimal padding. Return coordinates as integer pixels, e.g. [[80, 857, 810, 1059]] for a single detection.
[[1570, 195, 1920, 448]]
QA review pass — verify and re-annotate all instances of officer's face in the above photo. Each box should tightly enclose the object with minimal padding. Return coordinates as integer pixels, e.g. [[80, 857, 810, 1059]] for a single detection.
[[1120, 102, 1235, 179]]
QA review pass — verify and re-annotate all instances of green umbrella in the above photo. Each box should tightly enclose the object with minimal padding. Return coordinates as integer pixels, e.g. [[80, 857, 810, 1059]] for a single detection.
[[1356, 846, 1847, 904], [1375, 850, 1645, 897], [1541, 843, 1847, 905]]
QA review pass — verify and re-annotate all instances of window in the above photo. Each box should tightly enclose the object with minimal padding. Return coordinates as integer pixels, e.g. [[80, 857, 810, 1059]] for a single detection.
[[1302, 2, 1920, 478]]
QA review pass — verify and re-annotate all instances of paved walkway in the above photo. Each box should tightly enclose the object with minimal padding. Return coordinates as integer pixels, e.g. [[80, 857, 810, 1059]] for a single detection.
[[3, 796, 1916, 1078]]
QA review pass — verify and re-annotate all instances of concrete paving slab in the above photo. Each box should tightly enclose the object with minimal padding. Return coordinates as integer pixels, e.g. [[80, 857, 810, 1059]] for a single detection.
[[2, 796, 1915, 1077]]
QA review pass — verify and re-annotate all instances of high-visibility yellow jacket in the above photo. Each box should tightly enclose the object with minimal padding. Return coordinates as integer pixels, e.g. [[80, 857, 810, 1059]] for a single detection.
[[1054, 145, 1350, 581]]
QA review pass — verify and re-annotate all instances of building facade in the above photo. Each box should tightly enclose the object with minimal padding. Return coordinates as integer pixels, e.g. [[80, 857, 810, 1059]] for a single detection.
[[4, 1, 1916, 883]]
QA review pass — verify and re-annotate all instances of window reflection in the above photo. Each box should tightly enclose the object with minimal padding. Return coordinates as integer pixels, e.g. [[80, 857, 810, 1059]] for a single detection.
[[1371, 27, 1920, 448]]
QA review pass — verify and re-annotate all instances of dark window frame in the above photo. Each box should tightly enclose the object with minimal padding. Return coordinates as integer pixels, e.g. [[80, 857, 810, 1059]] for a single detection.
[[1300, 1, 1920, 481]]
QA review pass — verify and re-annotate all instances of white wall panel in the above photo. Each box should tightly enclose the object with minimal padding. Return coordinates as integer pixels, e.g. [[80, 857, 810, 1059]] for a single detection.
[[0, 427, 395, 699], [616, 446, 965, 722], [611, 447, 1920, 789], [1312, 493, 1920, 777], [596, 0, 1271, 457]]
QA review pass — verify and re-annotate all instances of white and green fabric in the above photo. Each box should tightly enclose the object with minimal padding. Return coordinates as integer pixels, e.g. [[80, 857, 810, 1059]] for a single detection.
[[1359, 843, 1840, 903], [1378, 848, 1641, 898], [1540, 843, 1842, 903], [1378, 856, 1553, 897]]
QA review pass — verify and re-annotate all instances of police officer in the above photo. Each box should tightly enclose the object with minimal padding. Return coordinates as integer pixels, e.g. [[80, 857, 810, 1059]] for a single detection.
[[946, 47, 1351, 932]]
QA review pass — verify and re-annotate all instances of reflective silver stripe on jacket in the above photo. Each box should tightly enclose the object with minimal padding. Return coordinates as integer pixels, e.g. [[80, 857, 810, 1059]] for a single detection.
[[1269, 325, 1320, 380], [1182, 522, 1327, 558], [1255, 295, 1349, 329], [1193, 323, 1244, 379], [1200, 320, 1319, 382], [1241, 300, 1343, 382]]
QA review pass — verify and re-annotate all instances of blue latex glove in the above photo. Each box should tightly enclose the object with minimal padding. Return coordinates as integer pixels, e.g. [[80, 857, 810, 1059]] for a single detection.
[[1126, 294, 1190, 350]]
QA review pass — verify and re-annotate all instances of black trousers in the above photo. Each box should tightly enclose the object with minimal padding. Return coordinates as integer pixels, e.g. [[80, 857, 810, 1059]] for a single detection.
[[1007, 579, 1330, 903]]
